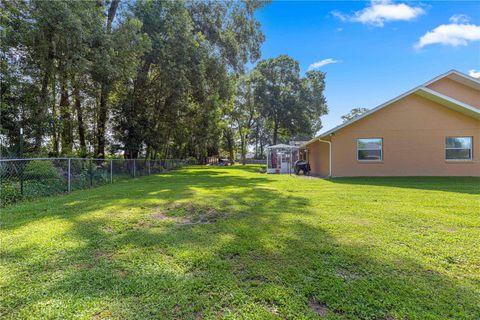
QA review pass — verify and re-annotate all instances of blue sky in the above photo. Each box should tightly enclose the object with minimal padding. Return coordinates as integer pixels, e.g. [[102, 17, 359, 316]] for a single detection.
[[254, 0, 480, 132]]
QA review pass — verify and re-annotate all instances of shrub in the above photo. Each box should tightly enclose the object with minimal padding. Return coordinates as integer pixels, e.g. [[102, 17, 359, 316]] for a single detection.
[[0, 182, 23, 207], [24, 160, 62, 180], [0, 160, 66, 206]]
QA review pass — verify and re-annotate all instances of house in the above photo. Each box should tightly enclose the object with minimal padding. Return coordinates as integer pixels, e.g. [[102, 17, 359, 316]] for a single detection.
[[302, 70, 480, 177]]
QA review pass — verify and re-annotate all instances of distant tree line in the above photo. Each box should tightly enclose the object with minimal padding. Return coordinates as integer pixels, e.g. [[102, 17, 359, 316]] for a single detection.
[[1, 0, 328, 162]]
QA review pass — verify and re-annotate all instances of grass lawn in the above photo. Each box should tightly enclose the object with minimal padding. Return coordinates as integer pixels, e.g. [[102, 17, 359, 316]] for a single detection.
[[1, 166, 479, 319]]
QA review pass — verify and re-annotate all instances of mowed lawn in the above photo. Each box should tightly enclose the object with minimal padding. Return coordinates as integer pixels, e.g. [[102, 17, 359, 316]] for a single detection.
[[1, 166, 479, 319]]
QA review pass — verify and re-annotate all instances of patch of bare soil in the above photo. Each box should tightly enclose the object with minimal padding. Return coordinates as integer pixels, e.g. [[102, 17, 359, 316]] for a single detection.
[[308, 299, 329, 317], [149, 203, 226, 225], [265, 302, 280, 315], [94, 250, 114, 261], [336, 268, 363, 281], [91, 308, 113, 320], [151, 212, 169, 220]]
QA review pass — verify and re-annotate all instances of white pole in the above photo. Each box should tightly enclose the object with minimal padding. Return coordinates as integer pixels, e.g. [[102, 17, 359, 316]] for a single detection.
[[266, 149, 269, 173]]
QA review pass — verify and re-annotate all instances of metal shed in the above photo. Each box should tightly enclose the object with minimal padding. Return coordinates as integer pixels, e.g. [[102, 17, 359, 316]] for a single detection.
[[266, 144, 300, 174]]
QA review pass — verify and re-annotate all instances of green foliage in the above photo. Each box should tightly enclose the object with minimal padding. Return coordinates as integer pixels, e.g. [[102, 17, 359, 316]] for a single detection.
[[251, 55, 328, 145], [2, 0, 329, 161], [1, 0, 267, 160], [0, 182, 23, 206], [0, 160, 65, 206], [24, 160, 61, 180]]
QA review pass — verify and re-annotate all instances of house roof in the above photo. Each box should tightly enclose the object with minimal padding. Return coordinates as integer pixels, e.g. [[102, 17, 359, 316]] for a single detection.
[[303, 70, 480, 147]]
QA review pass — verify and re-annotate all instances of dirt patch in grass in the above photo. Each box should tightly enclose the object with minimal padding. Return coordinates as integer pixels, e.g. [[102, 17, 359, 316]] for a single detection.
[[149, 203, 226, 225], [94, 250, 114, 261], [308, 299, 329, 317], [265, 302, 280, 315], [91, 309, 113, 320], [151, 212, 169, 220], [336, 268, 363, 281]]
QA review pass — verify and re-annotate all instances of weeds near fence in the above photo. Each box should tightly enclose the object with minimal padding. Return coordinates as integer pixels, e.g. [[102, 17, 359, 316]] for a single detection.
[[0, 158, 194, 207]]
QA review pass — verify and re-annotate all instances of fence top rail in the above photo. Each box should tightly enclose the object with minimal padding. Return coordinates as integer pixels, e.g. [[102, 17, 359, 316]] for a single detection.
[[0, 157, 185, 162]]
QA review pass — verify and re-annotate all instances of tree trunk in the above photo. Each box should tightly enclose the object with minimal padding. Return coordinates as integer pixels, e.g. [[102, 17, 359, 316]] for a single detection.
[[223, 129, 235, 164], [273, 119, 279, 145], [50, 73, 59, 157], [34, 38, 55, 153], [106, 0, 120, 33], [59, 77, 73, 155], [254, 134, 259, 159], [74, 85, 87, 157], [34, 69, 49, 152], [95, 0, 120, 158], [96, 84, 108, 158], [239, 132, 246, 165]]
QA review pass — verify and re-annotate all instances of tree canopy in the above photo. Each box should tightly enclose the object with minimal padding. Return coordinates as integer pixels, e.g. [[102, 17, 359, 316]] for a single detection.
[[1, 0, 329, 162]]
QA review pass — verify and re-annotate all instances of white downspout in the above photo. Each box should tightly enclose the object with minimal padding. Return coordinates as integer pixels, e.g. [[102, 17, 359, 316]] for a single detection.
[[317, 139, 332, 178]]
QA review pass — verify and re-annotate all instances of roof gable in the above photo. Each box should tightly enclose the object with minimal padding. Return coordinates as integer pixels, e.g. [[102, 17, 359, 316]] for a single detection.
[[304, 70, 480, 146]]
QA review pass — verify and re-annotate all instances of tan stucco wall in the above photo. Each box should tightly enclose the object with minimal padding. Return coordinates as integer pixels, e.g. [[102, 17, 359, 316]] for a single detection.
[[427, 78, 480, 110], [308, 93, 480, 177], [306, 138, 330, 177]]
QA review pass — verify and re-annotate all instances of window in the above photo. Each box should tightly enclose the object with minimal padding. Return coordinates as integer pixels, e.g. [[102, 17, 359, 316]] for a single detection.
[[357, 138, 382, 161], [445, 137, 472, 160]]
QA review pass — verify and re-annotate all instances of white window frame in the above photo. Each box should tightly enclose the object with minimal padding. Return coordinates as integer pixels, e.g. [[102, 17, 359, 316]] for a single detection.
[[357, 138, 383, 161], [445, 136, 473, 161]]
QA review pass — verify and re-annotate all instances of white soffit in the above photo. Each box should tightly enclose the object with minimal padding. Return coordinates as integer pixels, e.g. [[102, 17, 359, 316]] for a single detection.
[[415, 87, 480, 120]]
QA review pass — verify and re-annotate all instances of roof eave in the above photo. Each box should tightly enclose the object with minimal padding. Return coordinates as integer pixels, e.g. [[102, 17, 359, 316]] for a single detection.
[[415, 87, 480, 120], [303, 70, 480, 147]]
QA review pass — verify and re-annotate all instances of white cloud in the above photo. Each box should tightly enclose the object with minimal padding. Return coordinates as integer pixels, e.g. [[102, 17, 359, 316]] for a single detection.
[[331, 10, 348, 22], [469, 69, 480, 78], [449, 14, 470, 24], [308, 58, 340, 70], [415, 23, 480, 48], [332, 0, 425, 27]]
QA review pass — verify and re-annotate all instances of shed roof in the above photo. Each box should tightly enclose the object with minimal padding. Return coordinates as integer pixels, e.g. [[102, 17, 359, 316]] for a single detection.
[[266, 144, 300, 149]]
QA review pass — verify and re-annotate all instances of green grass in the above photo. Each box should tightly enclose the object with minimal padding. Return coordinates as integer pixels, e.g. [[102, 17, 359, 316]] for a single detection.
[[1, 166, 479, 319]]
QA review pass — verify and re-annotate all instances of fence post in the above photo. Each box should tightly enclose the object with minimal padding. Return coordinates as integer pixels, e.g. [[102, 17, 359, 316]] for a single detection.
[[67, 158, 71, 193], [110, 159, 113, 183], [148, 160, 151, 175], [89, 159, 93, 187], [133, 159, 136, 177]]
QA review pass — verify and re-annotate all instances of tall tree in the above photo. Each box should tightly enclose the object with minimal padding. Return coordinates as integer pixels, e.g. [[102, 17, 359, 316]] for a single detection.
[[298, 69, 329, 137], [114, 0, 266, 161], [252, 55, 302, 145], [94, 0, 119, 158], [251, 55, 328, 146], [1, 0, 267, 160], [232, 75, 257, 164]]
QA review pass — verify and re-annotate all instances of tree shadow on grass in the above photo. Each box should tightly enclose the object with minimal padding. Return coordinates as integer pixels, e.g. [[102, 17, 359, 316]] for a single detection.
[[0, 167, 270, 231], [1, 166, 479, 319], [329, 176, 480, 195]]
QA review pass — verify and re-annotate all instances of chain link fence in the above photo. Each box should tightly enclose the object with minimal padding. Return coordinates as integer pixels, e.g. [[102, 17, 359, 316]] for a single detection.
[[0, 158, 195, 207]]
